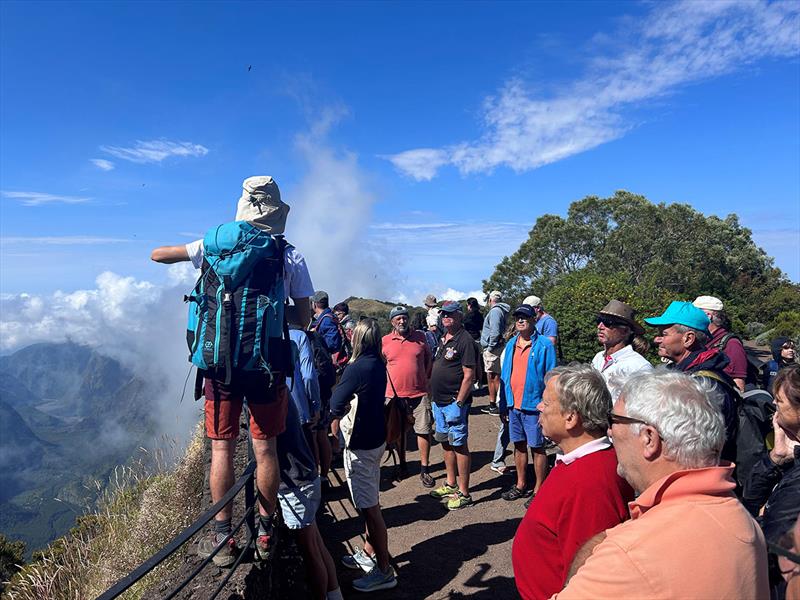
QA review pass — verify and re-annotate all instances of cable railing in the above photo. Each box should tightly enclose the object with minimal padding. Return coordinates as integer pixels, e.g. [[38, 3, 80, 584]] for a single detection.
[[97, 438, 261, 600]]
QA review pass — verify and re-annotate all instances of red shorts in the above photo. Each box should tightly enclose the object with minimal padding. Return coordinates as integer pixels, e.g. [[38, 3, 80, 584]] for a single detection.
[[203, 371, 288, 440]]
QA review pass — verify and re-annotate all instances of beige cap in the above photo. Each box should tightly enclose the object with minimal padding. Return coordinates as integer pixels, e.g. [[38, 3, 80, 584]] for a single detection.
[[523, 295, 542, 307], [424, 294, 438, 308], [235, 176, 290, 234], [693, 295, 724, 311], [489, 290, 503, 301]]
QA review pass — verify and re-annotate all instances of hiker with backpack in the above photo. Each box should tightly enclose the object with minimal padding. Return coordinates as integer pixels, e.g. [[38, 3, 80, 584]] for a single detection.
[[693, 296, 749, 392], [382, 305, 434, 488], [310, 291, 344, 356], [150, 175, 315, 566], [329, 318, 397, 592]]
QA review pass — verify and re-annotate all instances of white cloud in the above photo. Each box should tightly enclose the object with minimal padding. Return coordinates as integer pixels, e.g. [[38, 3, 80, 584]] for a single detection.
[[1, 191, 91, 206], [370, 222, 457, 230], [1, 236, 131, 245], [386, 0, 800, 180], [100, 139, 209, 164], [90, 158, 115, 171]]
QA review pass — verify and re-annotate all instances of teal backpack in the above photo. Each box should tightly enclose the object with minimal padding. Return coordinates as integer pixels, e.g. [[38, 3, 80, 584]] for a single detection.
[[186, 221, 290, 385]]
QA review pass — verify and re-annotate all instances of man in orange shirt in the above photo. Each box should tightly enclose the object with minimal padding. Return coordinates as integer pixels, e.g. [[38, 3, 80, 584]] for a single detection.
[[553, 370, 769, 599], [382, 305, 434, 487], [498, 304, 557, 504]]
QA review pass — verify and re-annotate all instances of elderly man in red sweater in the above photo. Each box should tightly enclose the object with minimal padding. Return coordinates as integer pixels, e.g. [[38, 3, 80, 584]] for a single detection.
[[512, 364, 634, 600]]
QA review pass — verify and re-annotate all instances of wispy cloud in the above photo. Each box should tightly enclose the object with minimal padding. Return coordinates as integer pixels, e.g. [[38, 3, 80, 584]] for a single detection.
[[0, 236, 131, 245], [370, 222, 457, 230], [90, 158, 115, 171], [1, 191, 91, 206], [99, 139, 209, 164], [387, 0, 800, 180]]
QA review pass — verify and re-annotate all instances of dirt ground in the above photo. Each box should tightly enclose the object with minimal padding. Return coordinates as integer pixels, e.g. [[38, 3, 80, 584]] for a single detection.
[[318, 388, 526, 600]]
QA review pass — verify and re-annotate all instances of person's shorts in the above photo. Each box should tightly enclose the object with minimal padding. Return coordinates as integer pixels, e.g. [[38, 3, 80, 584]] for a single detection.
[[344, 444, 385, 509], [508, 408, 545, 448], [400, 396, 433, 435], [432, 401, 470, 447], [278, 477, 321, 530], [203, 371, 288, 440], [483, 347, 502, 374]]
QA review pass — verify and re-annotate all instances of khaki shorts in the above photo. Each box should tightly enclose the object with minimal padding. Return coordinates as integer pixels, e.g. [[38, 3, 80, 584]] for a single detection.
[[344, 444, 385, 509], [483, 347, 502, 374], [408, 396, 433, 435]]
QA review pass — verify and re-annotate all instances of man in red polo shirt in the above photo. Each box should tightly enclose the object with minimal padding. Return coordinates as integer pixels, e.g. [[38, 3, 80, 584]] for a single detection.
[[512, 364, 633, 600], [382, 305, 434, 487]]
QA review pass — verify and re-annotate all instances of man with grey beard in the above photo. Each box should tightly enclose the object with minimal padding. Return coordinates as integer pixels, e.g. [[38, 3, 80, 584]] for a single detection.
[[382, 306, 434, 487]]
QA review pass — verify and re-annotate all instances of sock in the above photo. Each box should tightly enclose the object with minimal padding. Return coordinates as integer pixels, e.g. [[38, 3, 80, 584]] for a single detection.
[[420, 464, 429, 474], [327, 588, 344, 600], [213, 518, 232, 541], [258, 514, 274, 536]]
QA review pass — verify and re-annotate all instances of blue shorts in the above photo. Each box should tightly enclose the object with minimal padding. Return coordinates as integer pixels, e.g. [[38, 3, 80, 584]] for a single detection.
[[433, 401, 470, 447], [508, 408, 544, 448], [278, 477, 321, 529]]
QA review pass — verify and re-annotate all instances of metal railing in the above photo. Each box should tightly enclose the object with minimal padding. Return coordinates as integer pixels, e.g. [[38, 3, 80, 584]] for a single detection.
[[97, 440, 261, 600]]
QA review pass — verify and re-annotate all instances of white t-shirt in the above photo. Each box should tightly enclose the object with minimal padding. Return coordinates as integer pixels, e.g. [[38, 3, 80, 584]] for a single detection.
[[185, 239, 314, 301], [591, 345, 653, 401]]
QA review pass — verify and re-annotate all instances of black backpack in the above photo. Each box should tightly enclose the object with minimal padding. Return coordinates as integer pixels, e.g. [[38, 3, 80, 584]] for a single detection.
[[305, 330, 337, 396]]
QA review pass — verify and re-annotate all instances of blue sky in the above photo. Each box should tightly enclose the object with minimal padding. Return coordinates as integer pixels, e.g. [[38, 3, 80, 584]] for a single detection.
[[1, 0, 799, 316]]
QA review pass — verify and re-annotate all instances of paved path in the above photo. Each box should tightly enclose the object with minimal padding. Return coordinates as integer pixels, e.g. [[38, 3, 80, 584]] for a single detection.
[[318, 389, 528, 599]]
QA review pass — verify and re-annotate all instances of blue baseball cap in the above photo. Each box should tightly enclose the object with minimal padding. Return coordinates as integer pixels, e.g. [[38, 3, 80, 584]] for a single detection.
[[440, 300, 463, 313], [389, 305, 409, 319], [644, 301, 710, 333]]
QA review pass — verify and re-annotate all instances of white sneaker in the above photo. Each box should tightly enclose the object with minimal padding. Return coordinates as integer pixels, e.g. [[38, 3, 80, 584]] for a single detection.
[[341, 547, 376, 572]]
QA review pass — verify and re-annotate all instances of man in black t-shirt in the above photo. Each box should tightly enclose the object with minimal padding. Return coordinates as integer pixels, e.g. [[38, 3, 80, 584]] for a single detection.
[[429, 301, 477, 510]]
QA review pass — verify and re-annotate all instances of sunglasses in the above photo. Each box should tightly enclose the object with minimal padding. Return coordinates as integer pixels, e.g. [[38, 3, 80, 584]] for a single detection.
[[782, 343, 796, 350], [515, 315, 532, 321], [596, 316, 626, 328]]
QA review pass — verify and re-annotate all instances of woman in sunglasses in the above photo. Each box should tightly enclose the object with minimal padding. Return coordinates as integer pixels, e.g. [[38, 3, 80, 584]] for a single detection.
[[764, 337, 798, 394]]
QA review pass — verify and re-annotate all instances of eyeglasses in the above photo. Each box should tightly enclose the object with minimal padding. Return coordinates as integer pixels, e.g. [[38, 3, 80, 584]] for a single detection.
[[596, 316, 626, 328], [607, 411, 655, 430]]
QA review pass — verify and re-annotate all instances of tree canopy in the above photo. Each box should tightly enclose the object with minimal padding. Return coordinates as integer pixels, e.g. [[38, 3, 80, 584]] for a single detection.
[[484, 191, 798, 361]]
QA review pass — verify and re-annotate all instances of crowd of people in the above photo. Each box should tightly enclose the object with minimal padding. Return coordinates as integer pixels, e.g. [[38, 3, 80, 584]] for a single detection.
[[152, 175, 800, 599]]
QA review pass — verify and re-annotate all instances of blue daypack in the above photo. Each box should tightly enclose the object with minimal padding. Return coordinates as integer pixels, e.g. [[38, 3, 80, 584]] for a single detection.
[[186, 221, 290, 384]]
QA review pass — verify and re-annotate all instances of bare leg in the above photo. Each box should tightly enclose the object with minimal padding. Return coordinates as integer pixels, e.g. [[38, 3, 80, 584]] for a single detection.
[[531, 448, 549, 494], [514, 441, 529, 490], [417, 433, 431, 468], [297, 524, 329, 599], [442, 442, 457, 486], [487, 373, 500, 405], [453, 442, 471, 495], [251, 437, 279, 517], [316, 429, 332, 478], [210, 439, 237, 521], [363, 505, 390, 571]]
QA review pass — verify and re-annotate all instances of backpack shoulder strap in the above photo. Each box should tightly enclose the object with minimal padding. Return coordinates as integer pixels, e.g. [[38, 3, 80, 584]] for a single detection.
[[692, 369, 741, 399]]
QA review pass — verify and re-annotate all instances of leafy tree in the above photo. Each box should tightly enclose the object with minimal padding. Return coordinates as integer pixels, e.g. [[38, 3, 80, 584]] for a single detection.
[[484, 191, 789, 342], [0, 534, 25, 592]]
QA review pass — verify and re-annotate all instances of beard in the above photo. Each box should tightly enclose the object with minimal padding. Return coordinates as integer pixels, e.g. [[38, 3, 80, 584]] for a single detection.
[[395, 324, 408, 335]]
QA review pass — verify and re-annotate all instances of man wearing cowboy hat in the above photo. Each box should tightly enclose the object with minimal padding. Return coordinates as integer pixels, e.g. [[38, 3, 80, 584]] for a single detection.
[[591, 300, 652, 401], [151, 175, 315, 566]]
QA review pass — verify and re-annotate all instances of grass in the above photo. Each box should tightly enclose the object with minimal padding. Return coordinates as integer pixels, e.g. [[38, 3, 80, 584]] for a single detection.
[[6, 425, 205, 600]]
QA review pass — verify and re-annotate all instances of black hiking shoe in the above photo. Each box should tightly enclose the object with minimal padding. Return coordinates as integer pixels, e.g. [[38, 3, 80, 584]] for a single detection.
[[481, 404, 500, 416], [501, 485, 532, 501]]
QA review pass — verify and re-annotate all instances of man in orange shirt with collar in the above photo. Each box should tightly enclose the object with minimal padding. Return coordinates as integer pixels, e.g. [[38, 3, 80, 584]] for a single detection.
[[553, 370, 769, 599], [382, 305, 434, 487]]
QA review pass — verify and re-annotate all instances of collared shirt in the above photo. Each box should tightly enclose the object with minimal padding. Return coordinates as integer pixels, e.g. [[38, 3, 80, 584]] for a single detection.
[[552, 464, 770, 600], [555, 436, 612, 466], [382, 330, 432, 398], [591, 345, 652, 401], [510, 336, 533, 409]]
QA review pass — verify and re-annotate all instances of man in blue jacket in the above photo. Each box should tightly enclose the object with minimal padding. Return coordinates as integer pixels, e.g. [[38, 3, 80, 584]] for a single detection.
[[498, 304, 557, 506], [310, 290, 343, 354]]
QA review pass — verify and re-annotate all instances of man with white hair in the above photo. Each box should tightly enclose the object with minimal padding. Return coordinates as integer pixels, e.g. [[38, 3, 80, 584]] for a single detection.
[[151, 175, 314, 566], [693, 295, 748, 392], [513, 364, 633, 600], [553, 370, 769, 599]]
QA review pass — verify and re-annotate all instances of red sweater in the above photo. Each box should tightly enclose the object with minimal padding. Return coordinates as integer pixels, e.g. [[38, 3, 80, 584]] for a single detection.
[[512, 447, 634, 600]]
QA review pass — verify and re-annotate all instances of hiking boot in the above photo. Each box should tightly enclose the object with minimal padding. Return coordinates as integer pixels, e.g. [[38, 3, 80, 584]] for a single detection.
[[352, 565, 398, 592], [489, 464, 507, 475], [429, 483, 458, 500], [447, 491, 473, 511], [341, 547, 376, 572], [481, 404, 499, 416], [197, 532, 239, 567], [252, 531, 276, 562], [419, 471, 435, 488], [501, 485, 532, 501]]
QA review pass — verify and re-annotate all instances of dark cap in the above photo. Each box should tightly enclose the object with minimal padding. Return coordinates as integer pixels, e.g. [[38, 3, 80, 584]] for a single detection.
[[311, 290, 329, 304], [389, 305, 409, 319], [440, 300, 463, 314], [512, 304, 535, 318]]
